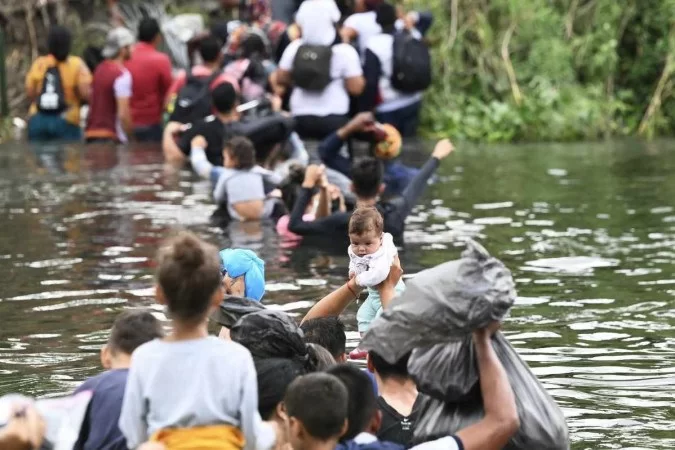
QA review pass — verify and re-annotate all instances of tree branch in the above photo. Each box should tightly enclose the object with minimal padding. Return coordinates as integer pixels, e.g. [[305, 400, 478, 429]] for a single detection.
[[501, 21, 522, 106]]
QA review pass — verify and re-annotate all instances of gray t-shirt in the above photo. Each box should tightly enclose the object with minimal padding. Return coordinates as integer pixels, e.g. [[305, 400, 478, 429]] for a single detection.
[[118, 337, 269, 450]]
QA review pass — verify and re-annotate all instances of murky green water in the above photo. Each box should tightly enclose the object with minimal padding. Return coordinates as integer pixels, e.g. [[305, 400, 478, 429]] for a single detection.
[[0, 139, 674, 449]]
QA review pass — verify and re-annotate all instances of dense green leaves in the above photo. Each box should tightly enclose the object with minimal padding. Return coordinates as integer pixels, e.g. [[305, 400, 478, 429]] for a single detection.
[[406, 0, 675, 141]]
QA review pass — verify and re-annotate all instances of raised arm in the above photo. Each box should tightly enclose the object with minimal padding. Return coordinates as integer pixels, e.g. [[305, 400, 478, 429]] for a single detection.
[[455, 325, 520, 450]]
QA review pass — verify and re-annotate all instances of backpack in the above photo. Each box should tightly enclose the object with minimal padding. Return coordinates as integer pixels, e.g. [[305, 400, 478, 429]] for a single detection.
[[38, 66, 67, 115], [292, 44, 333, 91], [168, 71, 221, 124], [224, 59, 267, 102], [391, 31, 432, 93]]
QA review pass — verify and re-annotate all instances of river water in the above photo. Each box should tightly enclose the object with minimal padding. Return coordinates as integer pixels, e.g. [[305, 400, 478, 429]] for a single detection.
[[0, 139, 674, 449]]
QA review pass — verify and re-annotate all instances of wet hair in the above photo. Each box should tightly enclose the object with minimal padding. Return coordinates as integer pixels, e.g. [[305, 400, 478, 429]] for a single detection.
[[326, 364, 378, 440], [349, 206, 384, 236], [48, 26, 72, 62], [375, 2, 397, 31], [138, 18, 161, 43], [199, 35, 223, 63], [284, 373, 349, 440], [351, 157, 384, 198], [255, 357, 305, 420], [301, 317, 346, 359], [368, 351, 410, 379], [307, 343, 337, 370], [108, 310, 164, 355], [211, 82, 237, 114], [156, 231, 222, 323], [224, 136, 256, 170], [279, 163, 307, 211]]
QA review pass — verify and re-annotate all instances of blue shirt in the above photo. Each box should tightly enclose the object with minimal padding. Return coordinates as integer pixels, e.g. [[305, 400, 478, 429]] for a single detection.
[[74, 369, 129, 450]]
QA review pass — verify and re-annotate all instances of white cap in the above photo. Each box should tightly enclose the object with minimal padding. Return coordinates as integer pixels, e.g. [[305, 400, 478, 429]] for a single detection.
[[101, 27, 135, 58]]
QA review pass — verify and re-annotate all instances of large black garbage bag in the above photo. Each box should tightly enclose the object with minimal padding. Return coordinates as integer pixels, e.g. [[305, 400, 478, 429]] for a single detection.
[[210, 295, 266, 328], [361, 240, 570, 450], [230, 310, 308, 362], [412, 334, 569, 450], [361, 239, 516, 363]]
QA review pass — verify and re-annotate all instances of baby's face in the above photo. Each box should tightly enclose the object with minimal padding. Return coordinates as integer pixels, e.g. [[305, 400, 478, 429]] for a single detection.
[[349, 230, 381, 257]]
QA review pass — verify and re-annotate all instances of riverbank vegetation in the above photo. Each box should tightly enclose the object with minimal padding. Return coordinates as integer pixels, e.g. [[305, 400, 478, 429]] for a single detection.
[[407, 0, 675, 142]]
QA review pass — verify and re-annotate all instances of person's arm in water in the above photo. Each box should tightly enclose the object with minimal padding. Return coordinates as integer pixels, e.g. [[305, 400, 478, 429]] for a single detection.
[[163, 121, 188, 164], [288, 165, 352, 236], [397, 139, 455, 219], [359, 48, 381, 112], [454, 324, 519, 450], [115, 71, 134, 140]]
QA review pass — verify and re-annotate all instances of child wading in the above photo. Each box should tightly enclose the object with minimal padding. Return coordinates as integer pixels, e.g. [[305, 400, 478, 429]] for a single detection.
[[348, 207, 405, 359], [118, 232, 272, 450]]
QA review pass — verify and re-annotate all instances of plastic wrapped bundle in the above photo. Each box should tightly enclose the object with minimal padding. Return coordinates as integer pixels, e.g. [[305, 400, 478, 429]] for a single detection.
[[230, 310, 308, 363], [361, 239, 516, 363], [362, 239, 570, 450]]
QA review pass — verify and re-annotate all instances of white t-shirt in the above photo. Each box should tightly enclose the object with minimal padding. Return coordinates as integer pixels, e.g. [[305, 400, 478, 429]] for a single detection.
[[344, 11, 382, 56], [113, 69, 132, 143], [279, 40, 363, 117], [366, 33, 423, 113], [348, 232, 398, 287]]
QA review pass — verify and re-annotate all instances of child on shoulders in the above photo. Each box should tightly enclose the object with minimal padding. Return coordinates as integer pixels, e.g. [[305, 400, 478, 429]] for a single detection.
[[191, 135, 283, 221], [118, 232, 272, 450]]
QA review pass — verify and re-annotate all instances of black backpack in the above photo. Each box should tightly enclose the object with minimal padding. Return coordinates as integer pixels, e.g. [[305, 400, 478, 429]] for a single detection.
[[391, 31, 432, 93], [169, 72, 221, 124], [292, 44, 333, 91], [38, 66, 67, 114]]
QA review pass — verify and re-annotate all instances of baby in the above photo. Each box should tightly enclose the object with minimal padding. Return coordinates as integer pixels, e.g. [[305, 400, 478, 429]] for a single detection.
[[348, 207, 406, 358]]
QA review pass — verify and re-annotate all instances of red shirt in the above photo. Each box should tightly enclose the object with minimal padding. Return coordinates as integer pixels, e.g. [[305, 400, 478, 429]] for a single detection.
[[125, 42, 173, 127], [85, 61, 126, 141]]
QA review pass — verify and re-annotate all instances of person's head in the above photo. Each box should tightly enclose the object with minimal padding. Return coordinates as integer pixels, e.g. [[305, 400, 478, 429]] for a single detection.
[[301, 317, 347, 362], [367, 351, 411, 381], [307, 343, 337, 370], [239, 31, 267, 60], [223, 136, 256, 170], [255, 357, 306, 421], [282, 373, 349, 450], [47, 26, 72, 62], [326, 364, 380, 440], [350, 157, 384, 199], [101, 310, 164, 369], [101, 27, 135, 61], [155, 231, 223, 326], [355, 0, 383, 12], [199, 35, 224, 65], [349, 207, 384, 257], [211, 82, 238, 116], [219, 248, 265, 301], [279, 163, 306, 212], [138, 18, 162, 46], [375, 2, 397, 32]]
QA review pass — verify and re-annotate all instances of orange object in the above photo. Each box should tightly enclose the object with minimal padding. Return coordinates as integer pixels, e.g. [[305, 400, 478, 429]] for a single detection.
[[374, 123, 402, 160], [150, 424, 245, 450]]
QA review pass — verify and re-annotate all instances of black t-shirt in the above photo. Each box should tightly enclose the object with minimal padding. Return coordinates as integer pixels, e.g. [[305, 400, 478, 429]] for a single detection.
[[376, 395, 423, 447], [178, 115, 230, 166]]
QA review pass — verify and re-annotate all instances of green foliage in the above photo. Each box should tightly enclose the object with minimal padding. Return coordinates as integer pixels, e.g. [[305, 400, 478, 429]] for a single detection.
[[403, 0, 675, 141]]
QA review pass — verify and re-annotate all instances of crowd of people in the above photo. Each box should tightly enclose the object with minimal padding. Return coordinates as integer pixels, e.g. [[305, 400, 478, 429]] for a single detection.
[[0, 231, 520, 450], [24, 0, 440, 230]]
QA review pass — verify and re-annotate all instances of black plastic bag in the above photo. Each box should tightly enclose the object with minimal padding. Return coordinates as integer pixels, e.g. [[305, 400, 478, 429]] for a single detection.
[[361, 240, 516, 363], [362, 240, 570, 450], [230, 310, 308, 362], [210, 295, 266, 329], [412, 334, 569, 450]]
